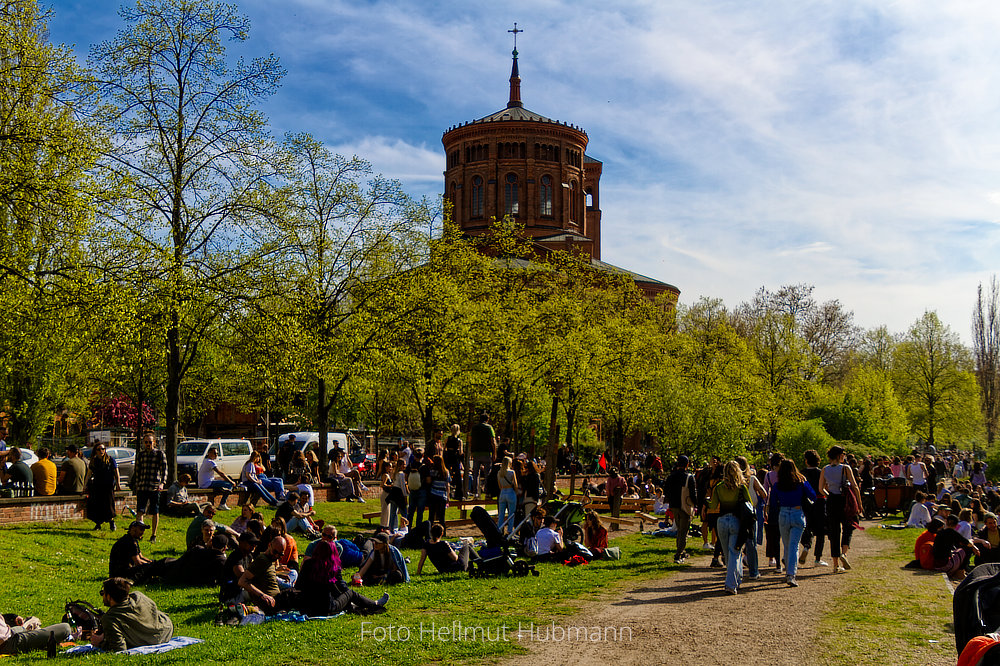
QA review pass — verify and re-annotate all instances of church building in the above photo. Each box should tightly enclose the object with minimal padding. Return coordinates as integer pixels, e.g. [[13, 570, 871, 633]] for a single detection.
[[441, 38, 679, 304]]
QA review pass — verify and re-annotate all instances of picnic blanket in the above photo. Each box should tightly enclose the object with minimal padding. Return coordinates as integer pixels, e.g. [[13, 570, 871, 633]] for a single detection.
[[64, 636, 203, 655], [240, 611, 343, 626]]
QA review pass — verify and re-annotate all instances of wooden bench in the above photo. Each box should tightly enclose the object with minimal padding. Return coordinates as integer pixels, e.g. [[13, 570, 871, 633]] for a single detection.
[[362, 499, 499, 524]]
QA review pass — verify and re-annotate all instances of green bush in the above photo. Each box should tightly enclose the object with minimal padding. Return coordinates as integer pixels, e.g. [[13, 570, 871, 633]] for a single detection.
[[776, 418, 837, 467]]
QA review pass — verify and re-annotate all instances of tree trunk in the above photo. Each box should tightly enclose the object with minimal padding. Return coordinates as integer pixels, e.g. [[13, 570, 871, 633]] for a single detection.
[[544, 393, 560, 496], [317, 377, 329, 480], [165, 312, 181, 484]]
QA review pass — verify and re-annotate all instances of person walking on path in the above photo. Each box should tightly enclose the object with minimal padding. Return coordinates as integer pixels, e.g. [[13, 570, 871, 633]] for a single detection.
[[819, 445, 863, 573], [769, 459, 816, 587], [707, 461, 751, 595]]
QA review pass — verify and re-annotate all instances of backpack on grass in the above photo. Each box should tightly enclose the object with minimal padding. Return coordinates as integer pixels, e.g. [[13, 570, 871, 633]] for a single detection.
[[62, 600, 103, 632]]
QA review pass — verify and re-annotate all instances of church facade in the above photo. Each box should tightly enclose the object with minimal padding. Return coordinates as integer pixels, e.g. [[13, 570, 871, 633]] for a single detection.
[[441, 45, 679, 304]]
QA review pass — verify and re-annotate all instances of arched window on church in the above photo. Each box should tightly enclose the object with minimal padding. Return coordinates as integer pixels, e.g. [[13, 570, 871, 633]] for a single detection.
[[471, 176, 484, 218], [569, 180, 578, 223], [540, 175, 553, 216], [504, 173, 519, 216]]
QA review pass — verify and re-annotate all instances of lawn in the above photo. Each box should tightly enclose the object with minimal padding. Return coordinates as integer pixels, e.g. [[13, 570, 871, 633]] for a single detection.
[[818, 518, 957, 666], [2, 500, 676, 664]]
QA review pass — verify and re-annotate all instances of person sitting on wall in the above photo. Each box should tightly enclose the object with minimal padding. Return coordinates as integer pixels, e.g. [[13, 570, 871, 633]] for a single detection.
[[56, 444, 87, 495], [30, 448, 57, 496]]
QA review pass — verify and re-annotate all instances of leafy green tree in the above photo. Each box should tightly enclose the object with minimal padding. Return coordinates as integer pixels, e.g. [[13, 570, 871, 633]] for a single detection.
[[0, 0, 99, 442], [894, 311, 983, 449], [973, 276, 1000, 444], [776, 419, 837, 467], [268, 133, 424, 471], [90, 0, 284, 476]]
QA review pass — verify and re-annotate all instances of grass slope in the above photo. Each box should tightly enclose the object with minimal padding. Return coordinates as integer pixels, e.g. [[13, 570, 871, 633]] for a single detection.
[[2, 501, 676, 664]]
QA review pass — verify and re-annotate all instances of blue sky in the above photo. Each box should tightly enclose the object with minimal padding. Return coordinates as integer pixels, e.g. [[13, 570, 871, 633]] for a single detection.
[[45, 0, 1000, 341]]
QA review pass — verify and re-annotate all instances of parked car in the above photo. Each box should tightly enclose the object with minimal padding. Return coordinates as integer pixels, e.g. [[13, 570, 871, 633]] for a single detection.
[[268, 431, 349, 467], [81, 447, 136, 487], [176, 439, 252, 484], [6, 447, 39, 468]]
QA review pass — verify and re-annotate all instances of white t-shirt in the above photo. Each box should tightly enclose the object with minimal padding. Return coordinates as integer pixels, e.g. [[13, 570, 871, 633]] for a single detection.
[[535, 527, 562, 555], [198, 458, 220, 489], [958, 521, 973, 541], [241, 461, 257, 483], [905, 502, 931, 528]]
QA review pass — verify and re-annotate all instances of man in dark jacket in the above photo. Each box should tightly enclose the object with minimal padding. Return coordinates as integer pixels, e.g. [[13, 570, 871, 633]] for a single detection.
[[663, 456, 698, 563]]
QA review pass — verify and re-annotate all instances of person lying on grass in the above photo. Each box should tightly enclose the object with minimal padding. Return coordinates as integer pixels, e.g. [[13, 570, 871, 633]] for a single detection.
[[0, 611, 71, 656], [416, 523, 480, 574]]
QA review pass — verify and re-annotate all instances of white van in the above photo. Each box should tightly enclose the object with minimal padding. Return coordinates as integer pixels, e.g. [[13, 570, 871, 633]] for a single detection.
[[176, 439, 252, 482], [268, 431, 348, 463]]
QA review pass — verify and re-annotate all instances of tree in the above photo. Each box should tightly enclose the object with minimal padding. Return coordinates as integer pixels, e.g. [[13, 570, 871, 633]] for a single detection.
[[894, 311, 982, 450], [0, 0, 99, 443], [90, 0, 283, 477], [973, 276, 1000, 444], [271, 133, 423, 473]]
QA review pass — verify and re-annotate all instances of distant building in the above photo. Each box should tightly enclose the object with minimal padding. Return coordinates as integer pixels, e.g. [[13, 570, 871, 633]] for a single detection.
[[442, 43, 679, 304]]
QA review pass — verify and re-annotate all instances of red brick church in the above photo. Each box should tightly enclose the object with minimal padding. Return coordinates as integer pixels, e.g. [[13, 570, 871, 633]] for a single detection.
[[442, 37, 679, 304]]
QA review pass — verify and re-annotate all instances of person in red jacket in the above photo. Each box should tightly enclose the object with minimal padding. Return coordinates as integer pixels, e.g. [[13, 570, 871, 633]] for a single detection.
[[915, 516, 944, 569]]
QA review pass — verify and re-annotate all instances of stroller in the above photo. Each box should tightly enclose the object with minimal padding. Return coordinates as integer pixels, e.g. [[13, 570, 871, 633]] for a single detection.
[[540, 499, 586, 543], [954, 562, 1000, 656], [468, 505, 538, 578]]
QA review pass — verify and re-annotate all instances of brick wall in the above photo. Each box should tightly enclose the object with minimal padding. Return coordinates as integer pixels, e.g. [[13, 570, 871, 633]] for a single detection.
[[0, 484, 339, 526]]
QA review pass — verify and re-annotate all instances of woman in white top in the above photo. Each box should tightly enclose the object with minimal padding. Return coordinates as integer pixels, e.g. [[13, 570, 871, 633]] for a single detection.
[[905, 491, 932, 528], [907, 456, 928, 489]]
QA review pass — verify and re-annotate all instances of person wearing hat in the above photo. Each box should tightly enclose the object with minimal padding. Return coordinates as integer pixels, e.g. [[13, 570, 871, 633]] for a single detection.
[[663, 455, 697, 563], [357, 533, 404, 585], [108, 520, 166, 583]]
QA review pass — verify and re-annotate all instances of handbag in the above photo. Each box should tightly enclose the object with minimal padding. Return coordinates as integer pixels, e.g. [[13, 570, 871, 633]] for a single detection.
[[841, 467, 859, 519]]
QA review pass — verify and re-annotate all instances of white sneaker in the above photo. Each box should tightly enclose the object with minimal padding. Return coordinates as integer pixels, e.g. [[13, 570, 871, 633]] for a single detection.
[[815, 559, 829, 567], [218, 504, 231, 511], [701, 543, 714, 550]]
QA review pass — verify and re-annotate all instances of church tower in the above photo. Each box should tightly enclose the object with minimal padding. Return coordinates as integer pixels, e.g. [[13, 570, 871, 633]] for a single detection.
[[442, 28, 679, 304], [442, 39, 602, 259]]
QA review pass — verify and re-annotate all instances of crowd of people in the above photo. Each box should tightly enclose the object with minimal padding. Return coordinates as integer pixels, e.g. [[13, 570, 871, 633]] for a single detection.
[[3, 415, 992, 656]]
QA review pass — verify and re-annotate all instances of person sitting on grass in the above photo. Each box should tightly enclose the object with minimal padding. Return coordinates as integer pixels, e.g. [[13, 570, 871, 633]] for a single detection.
[[357, 533, 405, 585], [977, 513, 1000, 565], [91, 578, 173, 652], [416, 523, 480, 574], [0, 611, 71, 656], [221, 532, 259, 603], [258, 517, 300, 575], [905, 491, 932, 528], [535, 516, 565, 560], [163, 533, 228, 586], [275, 491, 320, 539], [186, 504, 239, 549], [933, 514, 981, 581], [294, 540, 389, 616], [239, 536, 288, 612], [583, 510, 609, 559], [911, 516, 944, 570], [109, 520, 168, 584]]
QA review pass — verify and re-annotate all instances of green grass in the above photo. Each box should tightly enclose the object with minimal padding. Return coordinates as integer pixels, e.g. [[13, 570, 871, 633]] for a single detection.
[[2, 501, 678, 664], [818, 517, 956, 666]]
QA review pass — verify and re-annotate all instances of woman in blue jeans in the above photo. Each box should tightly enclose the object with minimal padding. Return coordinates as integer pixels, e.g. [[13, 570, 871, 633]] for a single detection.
[[769, 459, 817, 587], [707, 461, 751, 595], [496, 457, 518, 535]]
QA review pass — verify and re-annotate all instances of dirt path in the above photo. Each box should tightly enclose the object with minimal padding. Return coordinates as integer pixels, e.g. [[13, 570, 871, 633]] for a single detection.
[[502, 527, 891, 666]]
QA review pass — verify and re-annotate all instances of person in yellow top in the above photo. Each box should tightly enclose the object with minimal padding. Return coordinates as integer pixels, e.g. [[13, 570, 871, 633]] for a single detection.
[[29, 447, 57, 496], [707, 461, 751, 595]]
